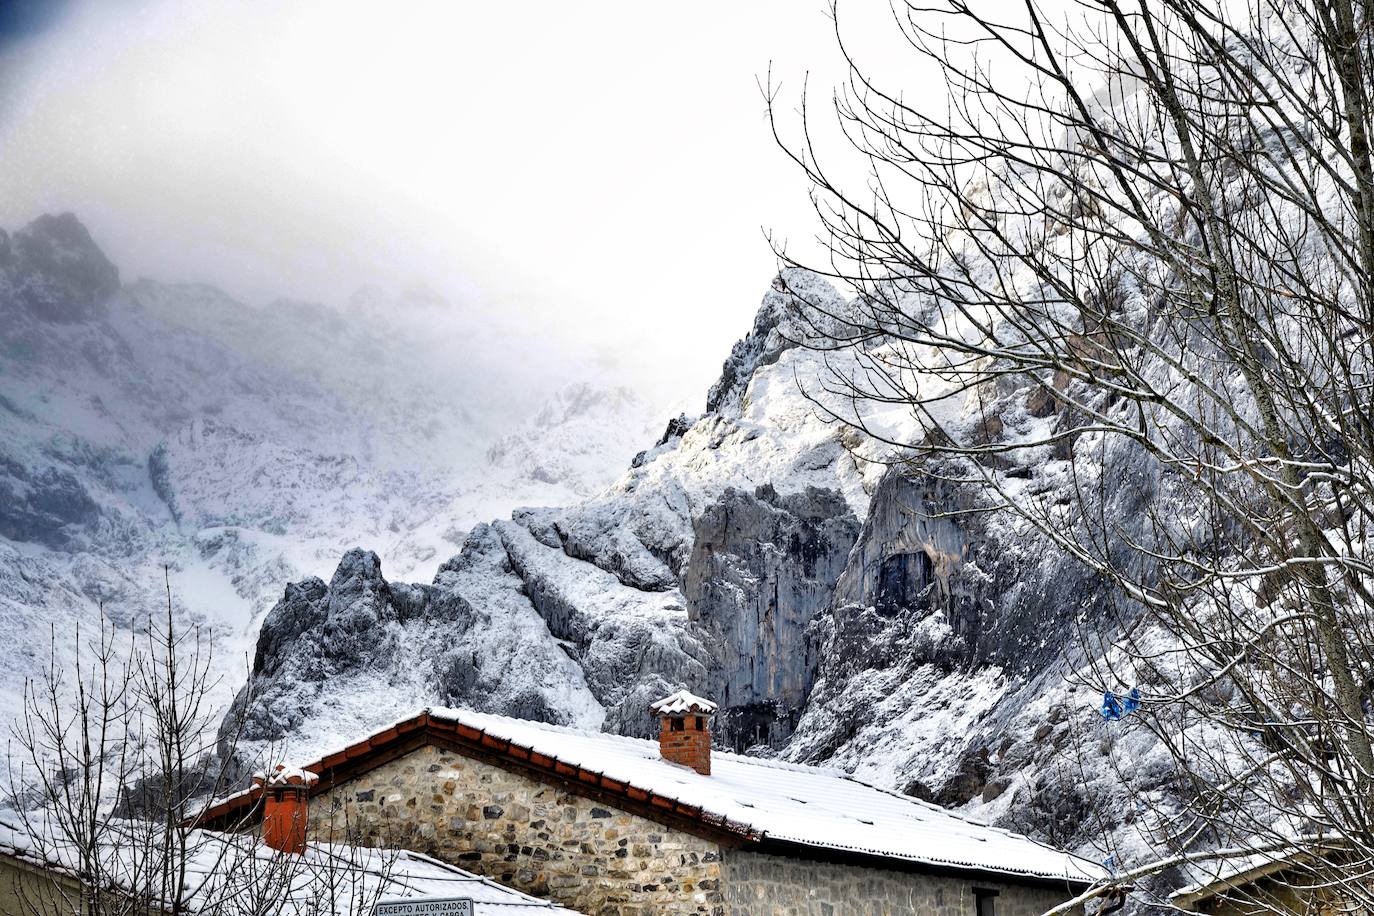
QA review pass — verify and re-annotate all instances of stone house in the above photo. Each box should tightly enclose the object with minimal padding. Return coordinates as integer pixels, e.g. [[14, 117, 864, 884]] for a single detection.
[[196, 691, 1107, 915]]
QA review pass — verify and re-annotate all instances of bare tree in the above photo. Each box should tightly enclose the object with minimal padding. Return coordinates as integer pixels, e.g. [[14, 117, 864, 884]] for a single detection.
[[6, 616, 140, 915], [185, 814, 401, 916], [769, 0, 1374, 910], [0, 573, 389, 915]]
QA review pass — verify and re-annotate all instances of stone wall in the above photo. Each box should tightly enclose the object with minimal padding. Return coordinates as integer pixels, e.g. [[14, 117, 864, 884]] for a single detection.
[[720, 849, 1083, 916], [305, 745, 725, 916]]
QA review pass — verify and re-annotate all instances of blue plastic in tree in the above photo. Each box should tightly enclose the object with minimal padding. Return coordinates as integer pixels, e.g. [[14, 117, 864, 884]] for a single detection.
[[1100, 688, 1142, 721]]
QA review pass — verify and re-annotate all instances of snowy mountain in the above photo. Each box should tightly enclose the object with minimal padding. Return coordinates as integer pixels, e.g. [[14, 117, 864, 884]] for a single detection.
[[222, 250, 1187, 894], [0, 212, 1155, 892], [0, 213, 661, 775]]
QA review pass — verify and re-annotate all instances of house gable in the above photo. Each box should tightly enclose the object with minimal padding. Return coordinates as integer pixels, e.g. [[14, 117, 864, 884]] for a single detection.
[[193, 706, 1103, 916], [197, 713, 755, 849], [300, 744, 1090, 916], [308, 743, 727, 916]]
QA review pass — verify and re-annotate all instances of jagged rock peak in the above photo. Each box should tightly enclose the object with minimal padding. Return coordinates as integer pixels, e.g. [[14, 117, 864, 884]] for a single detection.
[[329, 546, 386, 591], [4, 212, 121, 323], [654, 413, 696, 447], [705, 267, 843, 417]]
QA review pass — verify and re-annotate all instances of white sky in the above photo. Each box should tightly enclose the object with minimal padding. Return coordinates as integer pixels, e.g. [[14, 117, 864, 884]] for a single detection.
[[0, 0, 899, 405]]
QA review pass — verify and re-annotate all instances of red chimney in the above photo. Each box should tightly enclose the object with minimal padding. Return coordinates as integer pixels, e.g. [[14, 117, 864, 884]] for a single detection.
[[650, 690, 718, 776], [252, 764, 319, 854]]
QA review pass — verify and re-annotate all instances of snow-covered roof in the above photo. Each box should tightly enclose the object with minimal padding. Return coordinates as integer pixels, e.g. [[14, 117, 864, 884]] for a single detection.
[[1171, 839, 1347, 910], [203, 706, 1108, 887], [430, 708, 1104, 884], [649, 689, 718, 716], [0, 814, 582, 915]]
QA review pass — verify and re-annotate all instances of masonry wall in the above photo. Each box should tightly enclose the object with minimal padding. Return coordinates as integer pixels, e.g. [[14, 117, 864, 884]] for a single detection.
[[720, 849, 1084, 916], [305, 744, 726, 916]]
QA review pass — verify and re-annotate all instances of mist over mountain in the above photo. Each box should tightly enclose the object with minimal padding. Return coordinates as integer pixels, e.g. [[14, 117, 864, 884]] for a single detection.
[[0, 212, 663, 765]]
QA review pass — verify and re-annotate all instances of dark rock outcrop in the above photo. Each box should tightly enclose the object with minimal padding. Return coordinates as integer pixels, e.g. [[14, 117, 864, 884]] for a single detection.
[[147, 442, 180, 524], [0, 452, 100, 547], [684, 484, 860, 750], [832, 471, 976, 630], [655, 413, 695, 447], [632, 413, 696, 468], [5, 213, 120, 322], [226, 548, 479, 745]]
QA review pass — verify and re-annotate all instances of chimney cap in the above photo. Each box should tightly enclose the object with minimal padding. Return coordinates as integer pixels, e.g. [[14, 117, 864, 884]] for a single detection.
[[253, 764, 320, 788], [650, 689, 717, 717]]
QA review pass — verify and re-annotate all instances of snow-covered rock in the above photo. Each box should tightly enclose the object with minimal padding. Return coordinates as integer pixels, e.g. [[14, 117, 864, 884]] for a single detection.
[[220, 544, 602, 767], [224, 267, 879, 762], [684, 483, 860, 747]]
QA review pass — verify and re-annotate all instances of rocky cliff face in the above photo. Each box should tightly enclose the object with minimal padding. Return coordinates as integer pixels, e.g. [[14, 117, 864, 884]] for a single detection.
[[685, 483, 859, 749], [225, 267, 877, 762], [223, 541, 602, 754]]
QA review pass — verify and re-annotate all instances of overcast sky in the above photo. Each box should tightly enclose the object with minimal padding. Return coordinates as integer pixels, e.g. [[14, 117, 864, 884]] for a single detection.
[[0, 1, 912, 406]]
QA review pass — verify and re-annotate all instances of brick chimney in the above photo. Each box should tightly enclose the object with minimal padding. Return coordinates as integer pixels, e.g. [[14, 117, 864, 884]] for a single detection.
[[650, 690, 718, 776], [252, 764, 319, 854]]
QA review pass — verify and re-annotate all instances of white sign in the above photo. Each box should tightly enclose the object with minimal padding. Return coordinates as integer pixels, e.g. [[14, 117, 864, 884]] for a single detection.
[[374, 898, 474, 916]]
